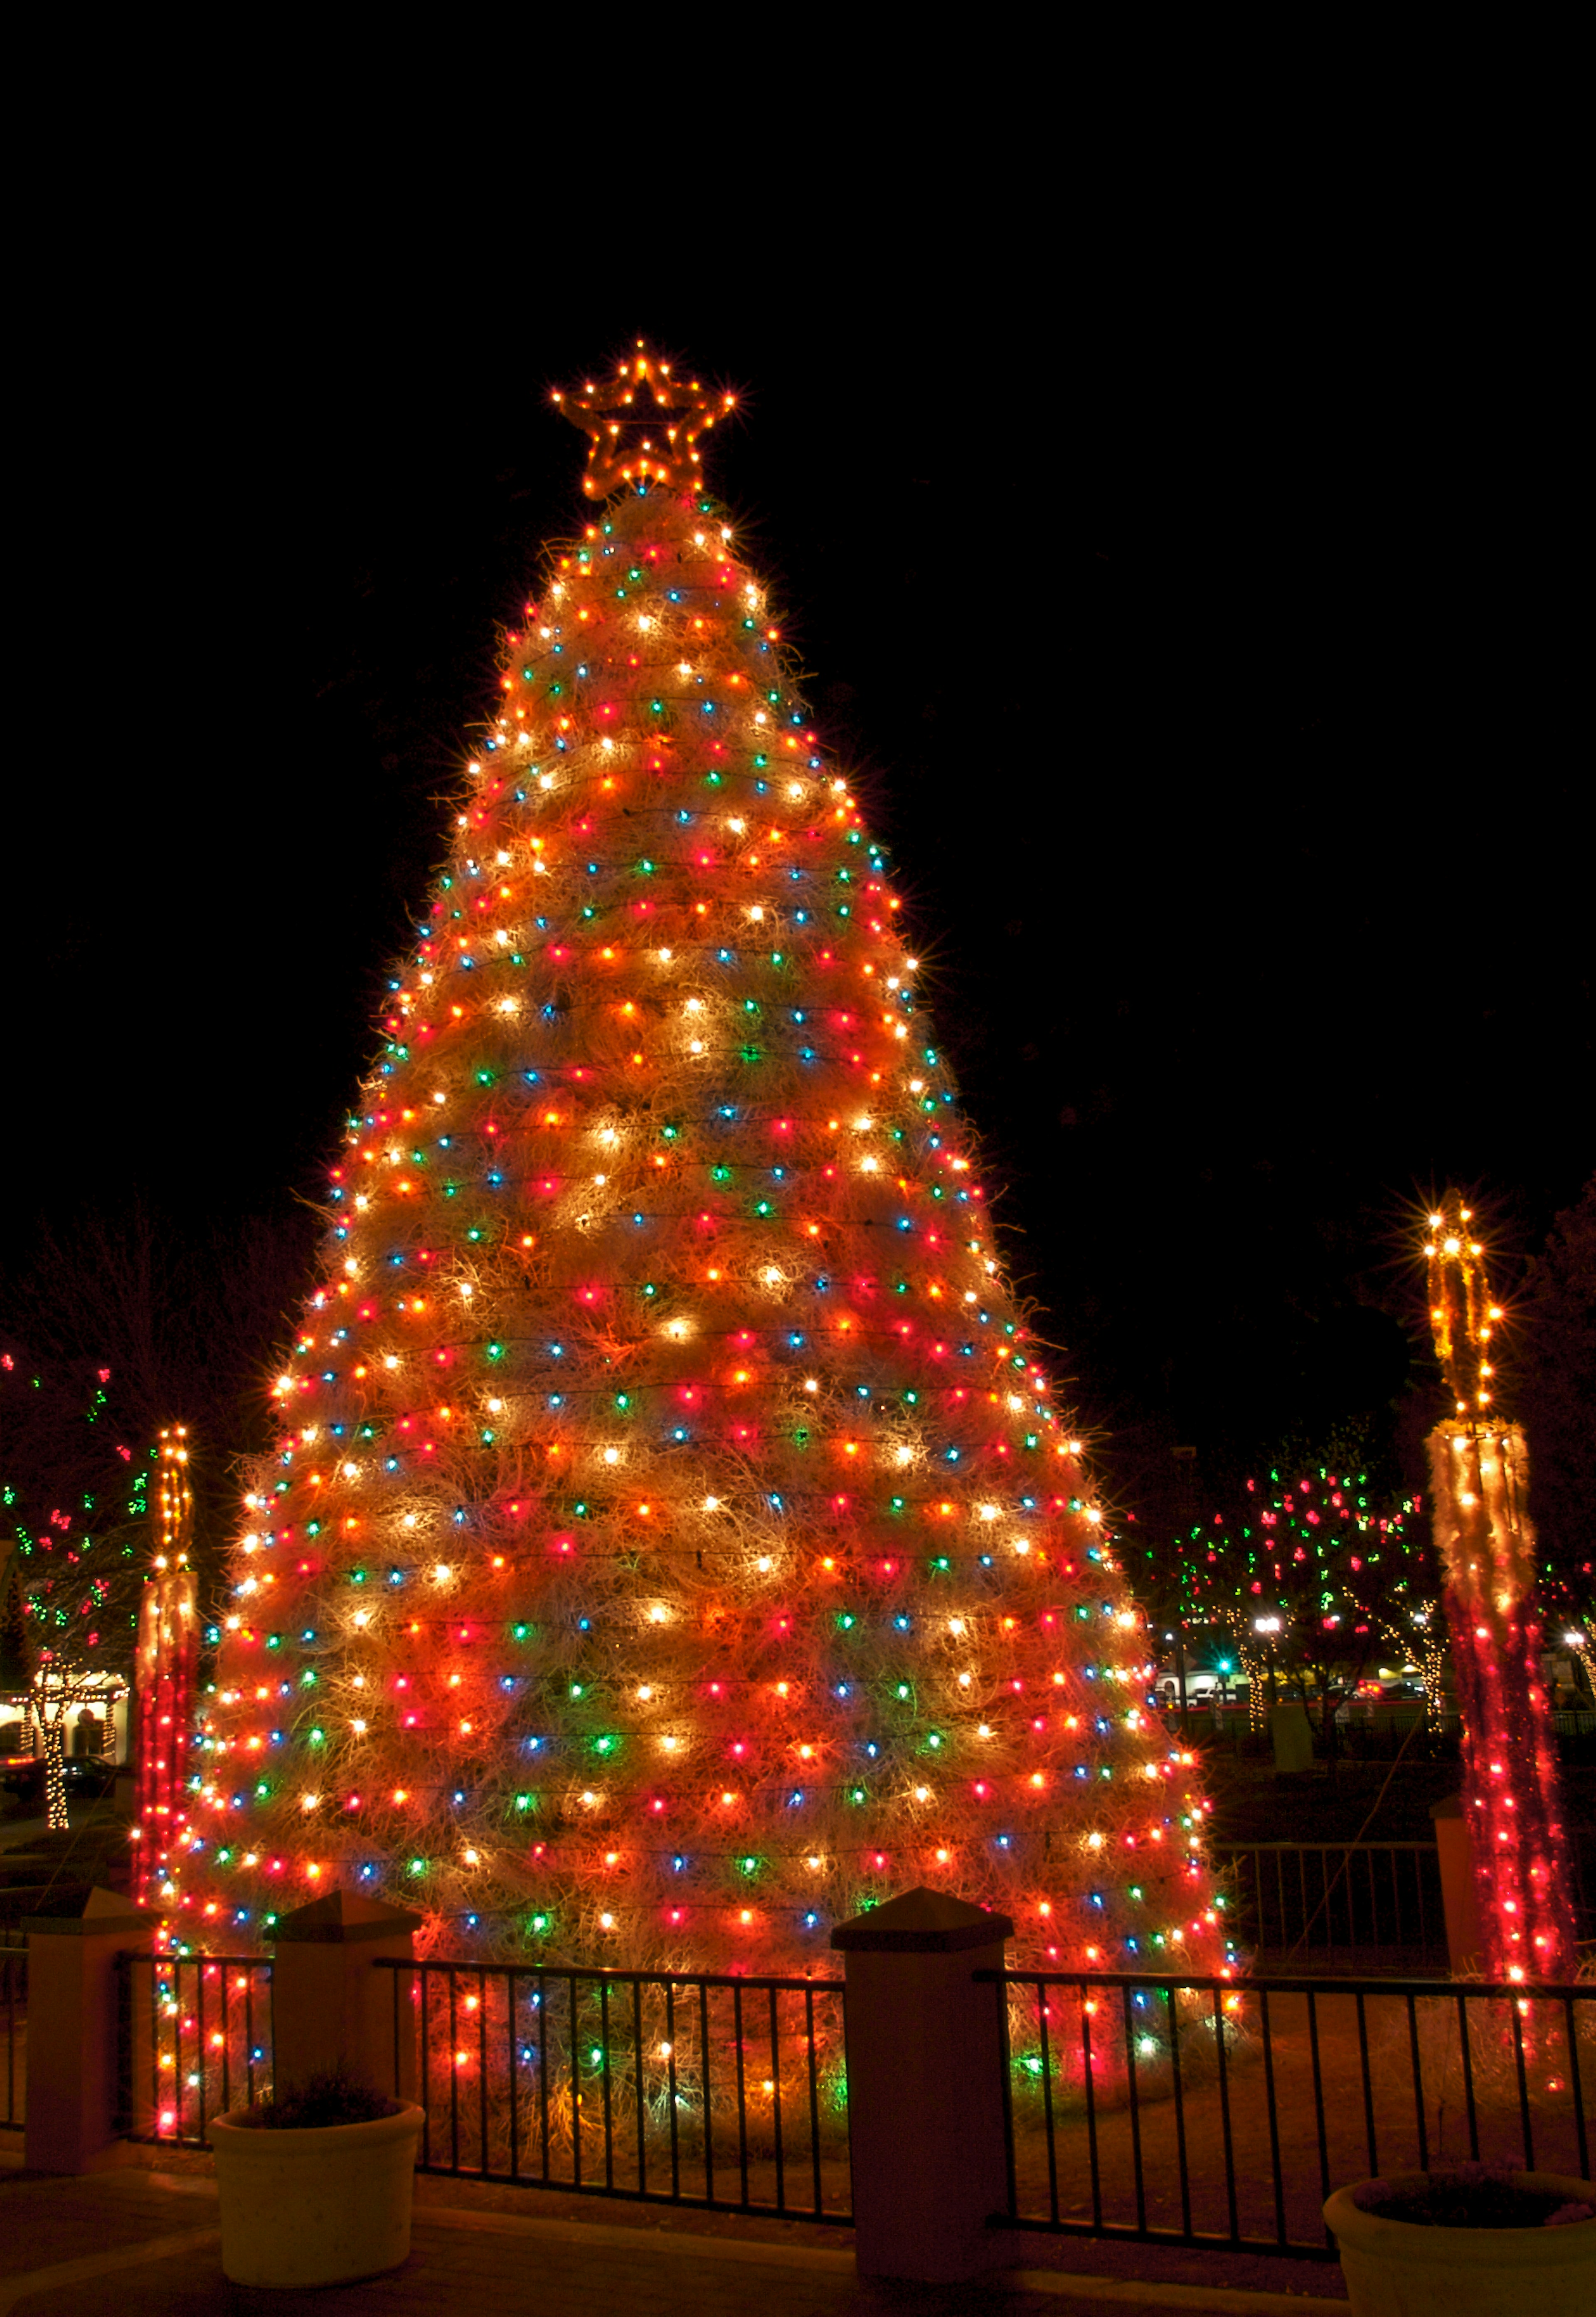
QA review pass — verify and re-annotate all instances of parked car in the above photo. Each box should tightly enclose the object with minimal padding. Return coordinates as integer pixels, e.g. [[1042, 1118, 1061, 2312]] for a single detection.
[[0, 1754, 120, 1805]]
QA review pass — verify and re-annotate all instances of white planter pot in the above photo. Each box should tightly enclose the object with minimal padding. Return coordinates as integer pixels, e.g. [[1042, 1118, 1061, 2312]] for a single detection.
[[210, 2102, 424, 2287], [1325, 2170, 1595, 2317]]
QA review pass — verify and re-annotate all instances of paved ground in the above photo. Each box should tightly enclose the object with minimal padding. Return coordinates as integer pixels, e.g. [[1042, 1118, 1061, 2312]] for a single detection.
[[0, 2153, 1349, 2317]]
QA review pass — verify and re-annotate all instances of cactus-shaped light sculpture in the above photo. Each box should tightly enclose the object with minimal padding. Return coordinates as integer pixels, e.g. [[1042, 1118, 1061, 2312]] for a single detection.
[[1426, 1200, 1576, 1980]]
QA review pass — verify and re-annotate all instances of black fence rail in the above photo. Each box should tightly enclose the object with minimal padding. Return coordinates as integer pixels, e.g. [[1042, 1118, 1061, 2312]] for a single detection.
[[1214, 1843, 1446, 1971], [1, 1943, 23, 2132], [1182, 1706, 1453, 1763], [374, 1958, 850, 2223], [984, 1970, 1594, 2260], [116, 1952, 273, 2144]]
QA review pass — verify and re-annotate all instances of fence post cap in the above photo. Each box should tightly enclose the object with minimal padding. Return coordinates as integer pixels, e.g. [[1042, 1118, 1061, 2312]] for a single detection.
[[1429, 1794, 1465, 1821], [269, 1889, 424, 1946], [831, 1885, 1014, 1953], [20, 1883, 159, 1938]]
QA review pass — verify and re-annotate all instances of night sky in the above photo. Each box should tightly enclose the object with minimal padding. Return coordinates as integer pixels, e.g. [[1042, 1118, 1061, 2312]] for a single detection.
[[9, 284, 1588, 1539]]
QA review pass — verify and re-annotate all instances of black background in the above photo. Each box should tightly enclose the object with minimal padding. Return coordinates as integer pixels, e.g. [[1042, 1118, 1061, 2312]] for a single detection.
[[8, 227, 1587, 1542]]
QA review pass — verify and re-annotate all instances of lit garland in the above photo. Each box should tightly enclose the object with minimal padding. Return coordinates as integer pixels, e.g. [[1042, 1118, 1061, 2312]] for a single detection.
[[179, 346, 1229, 1978], [133, 1426, 199, 1909], [1425, 1198, 1576, 1981]]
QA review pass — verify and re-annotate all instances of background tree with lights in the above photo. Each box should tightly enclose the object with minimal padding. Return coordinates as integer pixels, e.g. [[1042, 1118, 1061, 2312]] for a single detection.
[[3, 1201, 314, 1604], [1158, 1455, 1437, 1732], [1, 1349, 153, 1827], [180, 348, 1228, 1979]]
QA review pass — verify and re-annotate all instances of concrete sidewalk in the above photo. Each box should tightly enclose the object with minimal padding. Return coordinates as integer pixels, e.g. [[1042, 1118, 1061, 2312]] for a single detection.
[[0, 2161, 1350, 2317]]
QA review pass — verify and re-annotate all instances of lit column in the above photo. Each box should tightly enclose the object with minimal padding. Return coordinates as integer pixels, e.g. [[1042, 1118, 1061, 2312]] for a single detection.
[[1425, 1202, 1576, 1981], [133, 1427, 198, 1915]]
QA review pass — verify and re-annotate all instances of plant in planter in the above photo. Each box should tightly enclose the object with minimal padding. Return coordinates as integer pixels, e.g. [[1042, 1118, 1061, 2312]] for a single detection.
[[1325, 2161, 1595, 2317], [209, 2067, 424, 2288]]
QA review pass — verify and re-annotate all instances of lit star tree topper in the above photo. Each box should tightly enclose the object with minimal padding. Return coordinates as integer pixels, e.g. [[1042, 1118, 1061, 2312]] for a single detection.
[[551, 343, 736, 501], [180, 345, 1227, 1978], [1424, 1196, 1577, 1981]]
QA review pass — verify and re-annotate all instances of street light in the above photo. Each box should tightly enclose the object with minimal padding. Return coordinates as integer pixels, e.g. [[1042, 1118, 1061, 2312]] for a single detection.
[[1254, 1615, 1282, 1704]]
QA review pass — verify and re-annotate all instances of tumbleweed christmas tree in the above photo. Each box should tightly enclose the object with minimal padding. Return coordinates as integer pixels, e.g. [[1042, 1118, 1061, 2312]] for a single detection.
[[182, 348, 1226, 1975]]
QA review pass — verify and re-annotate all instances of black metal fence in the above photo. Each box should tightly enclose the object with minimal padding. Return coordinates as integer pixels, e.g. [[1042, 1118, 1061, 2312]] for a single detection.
[[1183, 1706, 1447, 1762], [374, 1958, 850, 2223], [984, 1969, 1594, 2260], [116, 1952, 273, 2144], [1214, 1843, 1446, 1971], [0, 1943, 23, 2132]]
